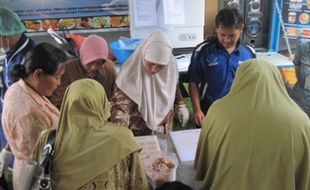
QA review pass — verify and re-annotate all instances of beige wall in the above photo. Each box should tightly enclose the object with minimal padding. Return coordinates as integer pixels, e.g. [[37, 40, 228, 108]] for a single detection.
[[204, 0, 218, 38]]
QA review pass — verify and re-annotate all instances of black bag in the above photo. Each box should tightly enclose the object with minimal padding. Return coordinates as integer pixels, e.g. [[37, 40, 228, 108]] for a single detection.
[[30, 130, 56, 190], [62, 27, 79, 58]]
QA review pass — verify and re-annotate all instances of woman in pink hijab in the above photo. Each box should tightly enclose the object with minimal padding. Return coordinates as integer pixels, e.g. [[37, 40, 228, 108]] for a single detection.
[[50, 34, 117, 109]]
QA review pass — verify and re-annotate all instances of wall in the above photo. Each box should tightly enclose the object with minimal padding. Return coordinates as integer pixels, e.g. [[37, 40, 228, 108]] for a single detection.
[[29, 1, 218, 47], [204, 0, 218, 38]]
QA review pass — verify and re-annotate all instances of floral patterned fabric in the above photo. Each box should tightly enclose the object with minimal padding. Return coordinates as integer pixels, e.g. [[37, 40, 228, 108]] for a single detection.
[[110, 86, 183, 136], [79, 152, 150, 190]]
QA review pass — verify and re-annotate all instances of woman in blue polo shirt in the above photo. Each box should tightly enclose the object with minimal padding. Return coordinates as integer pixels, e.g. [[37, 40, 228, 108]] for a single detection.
[[188, 7, 256, 126]]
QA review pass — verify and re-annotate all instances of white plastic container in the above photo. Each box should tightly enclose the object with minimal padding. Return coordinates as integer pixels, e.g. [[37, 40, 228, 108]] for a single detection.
[[144, 151, 179, 188]]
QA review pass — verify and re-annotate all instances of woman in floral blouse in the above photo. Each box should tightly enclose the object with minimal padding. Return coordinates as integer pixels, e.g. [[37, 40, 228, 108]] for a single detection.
[[2, 43, 68, 189]]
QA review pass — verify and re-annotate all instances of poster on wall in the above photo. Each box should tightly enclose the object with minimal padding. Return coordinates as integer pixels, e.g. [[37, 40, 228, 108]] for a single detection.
[[282, 0, 310, 39], [0, 0, 130, 33]]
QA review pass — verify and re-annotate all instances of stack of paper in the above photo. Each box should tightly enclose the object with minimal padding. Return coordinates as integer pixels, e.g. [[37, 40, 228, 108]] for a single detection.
[[175, 53, 191, 72], [170, 129, 201, 164]]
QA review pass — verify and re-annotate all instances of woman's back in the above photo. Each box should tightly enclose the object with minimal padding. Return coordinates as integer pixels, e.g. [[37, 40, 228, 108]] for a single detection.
[[32, 79, 149, 190]]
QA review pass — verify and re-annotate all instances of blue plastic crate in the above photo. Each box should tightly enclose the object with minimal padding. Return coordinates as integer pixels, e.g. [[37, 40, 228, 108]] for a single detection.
[[110, 39, 141, 64]]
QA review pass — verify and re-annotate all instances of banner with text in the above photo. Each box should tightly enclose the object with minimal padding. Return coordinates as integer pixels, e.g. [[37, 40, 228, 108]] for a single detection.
[[0, 0, 129, 33]]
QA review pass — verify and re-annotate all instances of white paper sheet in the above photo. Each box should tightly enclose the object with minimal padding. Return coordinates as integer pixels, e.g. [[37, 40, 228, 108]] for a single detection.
[[175, 53, 191, 72], [170, 129, 201, 164], [133, 0, 157, 27], [163, 0, 185, 25]]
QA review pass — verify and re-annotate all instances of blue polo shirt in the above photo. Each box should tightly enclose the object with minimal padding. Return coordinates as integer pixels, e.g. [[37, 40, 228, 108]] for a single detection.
[[188, 40, 256, 114]]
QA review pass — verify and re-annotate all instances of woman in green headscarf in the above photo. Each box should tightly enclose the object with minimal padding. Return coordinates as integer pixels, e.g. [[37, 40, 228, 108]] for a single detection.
[[195, 59, 310, 190], [32, 79, 149, 190]]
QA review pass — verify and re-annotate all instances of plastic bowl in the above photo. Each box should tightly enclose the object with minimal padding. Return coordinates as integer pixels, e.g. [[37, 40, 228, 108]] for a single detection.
[[110, 39, 141, 64], [144, 151, 179, 188]]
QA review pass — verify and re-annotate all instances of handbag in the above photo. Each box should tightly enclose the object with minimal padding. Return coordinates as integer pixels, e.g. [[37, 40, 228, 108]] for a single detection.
[[30, 129, 57, 190]]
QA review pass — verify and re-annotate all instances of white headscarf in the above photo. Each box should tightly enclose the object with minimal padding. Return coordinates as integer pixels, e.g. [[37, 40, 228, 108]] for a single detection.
[[116, 30, 179, 131]]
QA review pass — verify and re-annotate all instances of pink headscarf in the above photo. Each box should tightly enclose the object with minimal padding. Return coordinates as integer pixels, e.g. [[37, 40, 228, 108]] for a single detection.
[[79, 35, 109, 65]]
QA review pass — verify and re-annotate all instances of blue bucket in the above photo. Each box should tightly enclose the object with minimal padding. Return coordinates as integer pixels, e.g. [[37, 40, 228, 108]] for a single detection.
[[110, 39, 141, 64]]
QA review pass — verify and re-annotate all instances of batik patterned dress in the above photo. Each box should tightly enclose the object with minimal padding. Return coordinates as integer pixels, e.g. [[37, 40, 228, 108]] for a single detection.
[[110, 86, 183, 136], [80, 153, 150, 190]]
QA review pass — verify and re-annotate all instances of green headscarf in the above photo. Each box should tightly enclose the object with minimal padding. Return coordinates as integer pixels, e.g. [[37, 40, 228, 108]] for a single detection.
[[195, 59, 310, 190], [52, 79, 141, 189], [0, 6, 26, 36]]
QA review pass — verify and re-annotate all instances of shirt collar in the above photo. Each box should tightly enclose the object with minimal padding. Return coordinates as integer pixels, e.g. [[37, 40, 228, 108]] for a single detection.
[[215, 39, 241, 55]]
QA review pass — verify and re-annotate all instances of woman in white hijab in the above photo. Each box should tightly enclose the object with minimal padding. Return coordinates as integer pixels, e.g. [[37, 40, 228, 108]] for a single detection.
[[110, 30, 189, 136]]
